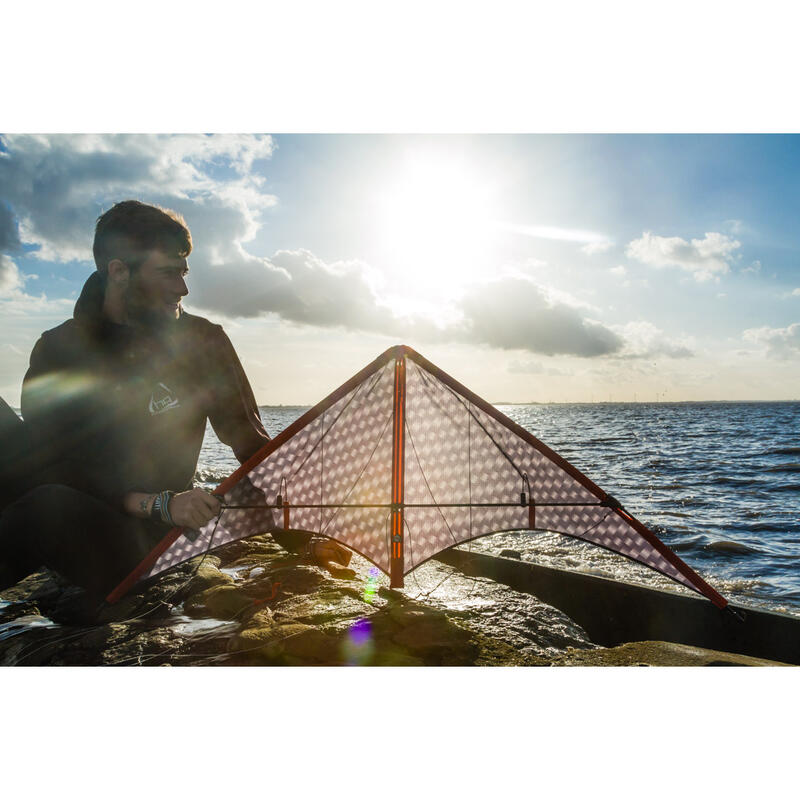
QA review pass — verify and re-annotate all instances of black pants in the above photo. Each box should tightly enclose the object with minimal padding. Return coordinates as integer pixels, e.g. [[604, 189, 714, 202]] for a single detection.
[[0, 397, 164, 597]]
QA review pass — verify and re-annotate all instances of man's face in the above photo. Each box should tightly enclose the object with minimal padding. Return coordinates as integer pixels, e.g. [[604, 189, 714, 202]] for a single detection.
[[126, 249, 189, 326]]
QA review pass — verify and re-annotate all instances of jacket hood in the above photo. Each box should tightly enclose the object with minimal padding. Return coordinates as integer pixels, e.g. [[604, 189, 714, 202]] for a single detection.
[[73, 270, 108, 324]]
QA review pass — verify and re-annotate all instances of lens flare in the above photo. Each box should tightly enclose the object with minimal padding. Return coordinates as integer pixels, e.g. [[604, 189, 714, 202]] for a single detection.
[[363, 566, 381, 603], [342, 617, 374, 665]]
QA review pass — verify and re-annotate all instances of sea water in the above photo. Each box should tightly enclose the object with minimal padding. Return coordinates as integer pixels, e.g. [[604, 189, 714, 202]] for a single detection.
[[197, 401, 800, 616]]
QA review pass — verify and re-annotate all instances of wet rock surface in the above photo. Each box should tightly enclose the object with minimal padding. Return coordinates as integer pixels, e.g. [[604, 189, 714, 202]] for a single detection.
[[551, 640, 791, 667], [0, 536, 783, 666]]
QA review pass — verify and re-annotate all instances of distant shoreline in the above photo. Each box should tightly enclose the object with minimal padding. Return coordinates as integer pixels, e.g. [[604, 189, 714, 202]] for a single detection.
[[252, 399, 800, 409], [10, 399, 799, 416]]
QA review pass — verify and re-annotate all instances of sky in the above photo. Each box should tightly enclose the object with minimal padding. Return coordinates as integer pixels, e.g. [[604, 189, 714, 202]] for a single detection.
[[1, 132, 799, 406]]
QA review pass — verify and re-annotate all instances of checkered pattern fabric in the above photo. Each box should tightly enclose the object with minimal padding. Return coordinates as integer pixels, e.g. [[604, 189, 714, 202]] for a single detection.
[[144, 360, 396, 579], [403, 361, 693, 588], [140, 351, 700, 595]]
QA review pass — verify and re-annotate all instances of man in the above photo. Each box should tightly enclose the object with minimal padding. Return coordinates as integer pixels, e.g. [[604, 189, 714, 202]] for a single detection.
[[0, 200, 349, 600]]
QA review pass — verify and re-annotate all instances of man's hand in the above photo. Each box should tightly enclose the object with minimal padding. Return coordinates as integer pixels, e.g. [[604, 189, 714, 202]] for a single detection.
[[168, 488, 221, 530]]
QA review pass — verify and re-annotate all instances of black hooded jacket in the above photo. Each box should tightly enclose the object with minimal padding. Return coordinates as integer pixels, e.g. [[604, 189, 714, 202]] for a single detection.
[[20, 271, 270, 510]]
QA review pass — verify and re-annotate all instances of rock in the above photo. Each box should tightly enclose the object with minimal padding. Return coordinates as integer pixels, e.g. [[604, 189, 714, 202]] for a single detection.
[[184, 584, 256, 619], [214, 535, 278, 565], [370, 649, 425, 667], [7, 546, 788, 668], [387, 603, 444, 626], [76, 623, 117, 651], [552, 640, 791, 667], [281, 627, 341, 664], [1, 568, 67, 604], [227, 611, 283, 654], [102, 627, 183, 666], [239, 572, 283, 604], [272, 587, 370, 630], [185, 561, 234, 594], [265, 565, 328, 596], [322, 563, 357, 580], [95, 591, 167, 624], [392, 617, 479, 665], [499, 549, 522, 559], [247, 607, 275, 628], [229, 622, 340, 665], [705, 540, 759, 555]]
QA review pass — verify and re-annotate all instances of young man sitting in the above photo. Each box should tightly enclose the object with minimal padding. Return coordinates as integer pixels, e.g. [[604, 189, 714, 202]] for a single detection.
[[0, 200, 348, 600]]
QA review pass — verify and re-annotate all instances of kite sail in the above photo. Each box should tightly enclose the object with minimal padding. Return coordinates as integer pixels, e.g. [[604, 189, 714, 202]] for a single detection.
[[107, 345, 727, 609]]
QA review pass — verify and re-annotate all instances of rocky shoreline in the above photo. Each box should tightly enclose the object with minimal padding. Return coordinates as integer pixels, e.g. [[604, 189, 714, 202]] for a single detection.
[[0, 534, 785, 666]]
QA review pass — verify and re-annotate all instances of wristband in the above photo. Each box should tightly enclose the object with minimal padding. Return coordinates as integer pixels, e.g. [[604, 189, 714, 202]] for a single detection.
[[150, 493, 162, 521], [150, 490, 176, 525]]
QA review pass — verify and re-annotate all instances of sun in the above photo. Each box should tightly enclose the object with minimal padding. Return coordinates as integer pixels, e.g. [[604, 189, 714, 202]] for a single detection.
[[369, 150, 500, 302]]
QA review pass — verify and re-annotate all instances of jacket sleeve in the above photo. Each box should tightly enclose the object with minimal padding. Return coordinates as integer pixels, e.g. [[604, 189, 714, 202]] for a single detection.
[[206, 327, 270, 463], [20, 333, 130, 509], [206, 327, 311, 554]]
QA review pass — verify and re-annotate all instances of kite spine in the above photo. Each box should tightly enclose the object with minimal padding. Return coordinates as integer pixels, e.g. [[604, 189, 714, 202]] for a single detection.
[[390, 348, 406, 587]]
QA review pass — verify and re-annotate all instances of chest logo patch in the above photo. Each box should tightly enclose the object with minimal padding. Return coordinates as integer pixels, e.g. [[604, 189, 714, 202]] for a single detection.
[[149, 382, 181, 415]]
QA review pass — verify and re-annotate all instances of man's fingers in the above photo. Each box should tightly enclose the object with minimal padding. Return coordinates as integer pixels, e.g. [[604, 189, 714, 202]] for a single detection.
[[185, 489, 221, 522], [193, 497, 219, 527], [169, 489, 220, 529], [197, 489, 221, 515]]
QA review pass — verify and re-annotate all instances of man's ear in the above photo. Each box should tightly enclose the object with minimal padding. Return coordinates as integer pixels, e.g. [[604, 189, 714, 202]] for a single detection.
[[107, 259, 130, 287]]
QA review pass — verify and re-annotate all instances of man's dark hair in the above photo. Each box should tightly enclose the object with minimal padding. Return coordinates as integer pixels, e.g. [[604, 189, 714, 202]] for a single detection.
[[93, 200, 192, 271]]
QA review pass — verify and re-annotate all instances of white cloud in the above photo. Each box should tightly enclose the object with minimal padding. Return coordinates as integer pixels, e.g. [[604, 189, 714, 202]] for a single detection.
[[0, 254, 23, 295], [507, 359, 568, 376], [0, 255, 74, 316], [625, 231, 740, 282], [0, 133, 276, 263], [458, 276, 622, 357], [742, 259, 762, 274], [792, 288, 800, 297], [743, 323, 800, 359], [190, 251, 623, 359], [609, 265, 626, 277], [611, 321, 694, 359], [183, 241, 452, 347], [581, 240, 614, 255]]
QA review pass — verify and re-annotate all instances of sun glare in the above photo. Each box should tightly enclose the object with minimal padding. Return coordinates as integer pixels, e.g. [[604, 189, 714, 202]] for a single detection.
[[370, 152, 499, 300]]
